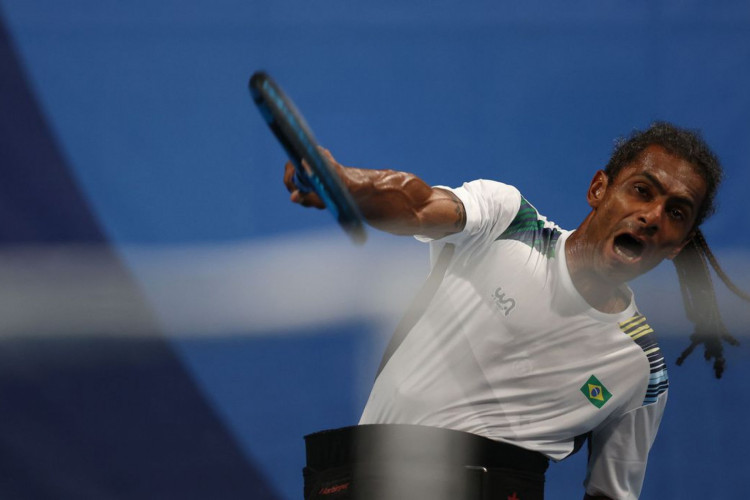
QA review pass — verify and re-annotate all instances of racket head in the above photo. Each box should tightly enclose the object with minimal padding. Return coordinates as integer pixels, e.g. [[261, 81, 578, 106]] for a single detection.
[[249, 71, 367, 245]]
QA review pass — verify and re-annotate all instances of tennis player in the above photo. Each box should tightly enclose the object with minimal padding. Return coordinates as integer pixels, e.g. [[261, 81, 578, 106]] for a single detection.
[[286, 122, 736, 500]]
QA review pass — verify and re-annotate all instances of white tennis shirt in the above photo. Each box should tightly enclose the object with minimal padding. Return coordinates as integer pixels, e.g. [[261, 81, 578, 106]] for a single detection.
[[359, 180, 668, 499]]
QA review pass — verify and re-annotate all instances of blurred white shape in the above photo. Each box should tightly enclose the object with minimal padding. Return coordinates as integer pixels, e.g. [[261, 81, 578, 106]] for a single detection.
[[0, 229, 426, 338], [0, 229, 748, 339], [630, 251, 750, 336], [123, 229, 427, 336], [0, 244, 154, 337]]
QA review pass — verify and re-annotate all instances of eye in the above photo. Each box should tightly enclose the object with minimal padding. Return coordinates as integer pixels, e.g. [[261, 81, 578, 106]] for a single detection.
[[668, 207, 685, 221], [634, 184, 650, 198]]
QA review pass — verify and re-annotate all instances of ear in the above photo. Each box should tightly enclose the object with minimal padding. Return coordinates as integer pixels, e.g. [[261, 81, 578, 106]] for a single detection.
[[587, 170, 609, 209], [667, 231, 696, 260]]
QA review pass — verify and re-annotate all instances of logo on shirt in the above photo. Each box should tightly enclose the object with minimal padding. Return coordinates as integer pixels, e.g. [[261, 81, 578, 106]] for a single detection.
[[580, 375, 612, 409], [492, 287, 516, 316]]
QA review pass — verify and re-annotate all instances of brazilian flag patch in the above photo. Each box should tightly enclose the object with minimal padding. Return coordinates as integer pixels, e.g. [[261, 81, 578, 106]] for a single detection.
[[580, 375, 612, 409]]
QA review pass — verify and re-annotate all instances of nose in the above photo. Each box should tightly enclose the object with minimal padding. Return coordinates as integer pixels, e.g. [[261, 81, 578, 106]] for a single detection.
[[638, 202, 662, 235]]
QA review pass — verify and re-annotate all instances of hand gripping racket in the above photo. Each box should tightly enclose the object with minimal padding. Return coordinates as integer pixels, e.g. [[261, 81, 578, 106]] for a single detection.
[[249, 71, 367, 245]]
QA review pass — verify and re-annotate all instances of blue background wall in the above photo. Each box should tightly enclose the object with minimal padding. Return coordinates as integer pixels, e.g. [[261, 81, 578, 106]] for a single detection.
[[1, 1, 748, 498]]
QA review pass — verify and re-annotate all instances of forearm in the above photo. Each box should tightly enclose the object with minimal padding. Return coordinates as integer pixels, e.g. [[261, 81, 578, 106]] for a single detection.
[[343, 166, 465, 238], [285, 149, 466, 239]]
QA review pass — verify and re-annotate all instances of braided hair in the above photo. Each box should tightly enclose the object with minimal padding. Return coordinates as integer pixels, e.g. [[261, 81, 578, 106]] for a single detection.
[[673, 231, 745, 378], [606, 122, 748, 378]]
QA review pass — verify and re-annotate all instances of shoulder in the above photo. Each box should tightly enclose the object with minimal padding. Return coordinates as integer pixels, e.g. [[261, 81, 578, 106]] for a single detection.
[[441, 180, 523, 240], [450, 179, 522, 206]]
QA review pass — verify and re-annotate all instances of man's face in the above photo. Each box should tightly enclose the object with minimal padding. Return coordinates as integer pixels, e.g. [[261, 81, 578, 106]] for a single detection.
[[585, 144, 707, 284]]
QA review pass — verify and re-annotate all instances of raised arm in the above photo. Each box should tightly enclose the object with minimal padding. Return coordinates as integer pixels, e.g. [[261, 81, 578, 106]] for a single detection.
[[283, 148, 466, 239]]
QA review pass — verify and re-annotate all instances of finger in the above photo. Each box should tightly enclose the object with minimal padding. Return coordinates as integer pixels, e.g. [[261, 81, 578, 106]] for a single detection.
[[287, 170, 325, 209], [298, 191, 326, 209], [283, 162, 297, 192], [317, 146, 335, 165], [299, 197, 325, 209]]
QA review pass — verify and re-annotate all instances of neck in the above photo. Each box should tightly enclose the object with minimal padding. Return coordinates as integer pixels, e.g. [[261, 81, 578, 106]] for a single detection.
[[565, 228, 629, 314]]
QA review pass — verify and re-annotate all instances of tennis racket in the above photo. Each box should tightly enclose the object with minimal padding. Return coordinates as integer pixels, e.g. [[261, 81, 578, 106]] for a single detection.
[[249, 71, 367, 245]]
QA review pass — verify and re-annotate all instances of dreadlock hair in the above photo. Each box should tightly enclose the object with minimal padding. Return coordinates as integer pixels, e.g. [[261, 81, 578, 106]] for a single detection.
[[672, 230, 745, 378], [607, 122, 748, 378]]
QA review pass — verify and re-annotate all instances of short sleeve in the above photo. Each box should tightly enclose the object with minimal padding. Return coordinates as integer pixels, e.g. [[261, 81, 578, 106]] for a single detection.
[[584, 391, 668, 499], [415, 179, 522, 245]]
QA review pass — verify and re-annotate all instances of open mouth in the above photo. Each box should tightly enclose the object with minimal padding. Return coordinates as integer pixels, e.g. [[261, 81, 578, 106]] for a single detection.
[[613, 233, 645, 262]]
